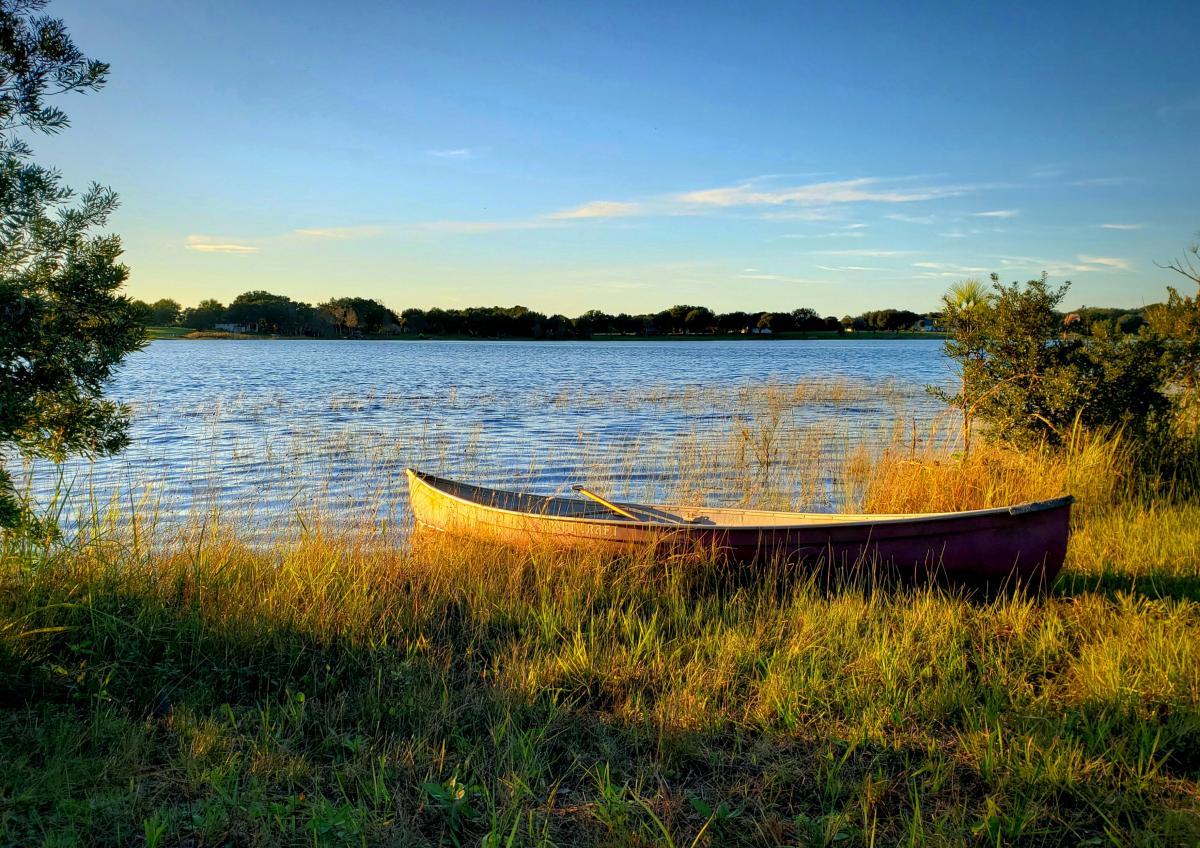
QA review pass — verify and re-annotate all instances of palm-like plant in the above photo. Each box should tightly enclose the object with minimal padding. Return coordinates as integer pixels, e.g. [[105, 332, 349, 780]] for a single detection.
[[936, 278, 992, 453]]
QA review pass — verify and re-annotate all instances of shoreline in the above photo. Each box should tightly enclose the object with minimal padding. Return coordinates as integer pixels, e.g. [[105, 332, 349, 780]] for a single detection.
[[147, 327, 949, 342]]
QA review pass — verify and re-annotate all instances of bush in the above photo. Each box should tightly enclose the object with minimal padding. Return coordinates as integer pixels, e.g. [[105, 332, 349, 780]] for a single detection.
[[935, 273, 1172, 451]]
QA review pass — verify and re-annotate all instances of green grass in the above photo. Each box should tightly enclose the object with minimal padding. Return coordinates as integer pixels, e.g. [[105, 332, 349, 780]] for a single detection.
[[144, 325, 195, 339], [1, 432, 1198, 845]]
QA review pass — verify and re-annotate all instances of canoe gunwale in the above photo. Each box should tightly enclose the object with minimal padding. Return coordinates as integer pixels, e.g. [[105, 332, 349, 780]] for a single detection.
[[405, 469, 1074, 533]]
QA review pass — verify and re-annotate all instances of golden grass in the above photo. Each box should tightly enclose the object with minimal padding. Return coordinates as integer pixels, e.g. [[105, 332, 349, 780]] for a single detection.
[[1, 387, 1198, 846]]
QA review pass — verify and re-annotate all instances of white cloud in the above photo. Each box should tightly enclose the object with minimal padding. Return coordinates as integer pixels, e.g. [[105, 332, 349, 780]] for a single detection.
[[428, 148, 474, 159], [1071, 176, 1135, 187], [885, 213, 935, 225], [778, 230, 865, 239], [548, 200, 642, 220], [676, 177, 965, 208], [1077, 255, 1132, 271], [1099, 223, 1143, 230], [810, 248, 911, 257], [972, 209, 1018, 219], [737, 272, 832, 283], [184, 235, 257, 254], [291, 225, 388, 239], [760, 209, 838, 222], [815, 264, 883, 272], [911, 261, 989, 278], [995, 254, 1132, 275]]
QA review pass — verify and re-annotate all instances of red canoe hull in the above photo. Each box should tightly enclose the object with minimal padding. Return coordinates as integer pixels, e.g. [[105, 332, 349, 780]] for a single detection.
[[406, 470, 1073, 588]]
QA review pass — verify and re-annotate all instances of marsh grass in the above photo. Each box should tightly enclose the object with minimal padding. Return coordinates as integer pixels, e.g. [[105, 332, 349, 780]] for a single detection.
[[2, 390, 1199, 846]]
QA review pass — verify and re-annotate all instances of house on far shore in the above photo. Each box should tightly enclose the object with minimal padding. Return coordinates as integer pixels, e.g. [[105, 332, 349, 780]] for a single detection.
[[916, 318, 941, 332], [214, 323, 253, 334]]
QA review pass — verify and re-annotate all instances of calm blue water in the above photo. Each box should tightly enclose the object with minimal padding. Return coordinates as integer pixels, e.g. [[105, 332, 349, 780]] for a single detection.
[[21, 339, 951, 530]]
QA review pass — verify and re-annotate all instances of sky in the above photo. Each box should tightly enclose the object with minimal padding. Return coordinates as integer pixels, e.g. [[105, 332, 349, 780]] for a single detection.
[[33, 0, 1200, 317]]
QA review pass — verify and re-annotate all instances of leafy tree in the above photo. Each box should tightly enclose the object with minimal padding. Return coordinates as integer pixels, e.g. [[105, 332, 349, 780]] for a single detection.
[[226, 290, 327, 335], [684, 306, 715, 334], [1, 0, 142, 529], [319, 297, 359, 335], [1147, 236, 1200, 434], [180, 298, 225, 329], [147, 297, 180, 325], [791, 307, 829, 332], [319, 296, 397, 335], [718, 310, 754, 333], [573, 308, 614, 337]]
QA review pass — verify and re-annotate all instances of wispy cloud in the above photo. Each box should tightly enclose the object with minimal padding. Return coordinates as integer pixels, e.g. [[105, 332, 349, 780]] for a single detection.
[[1071, 176, 1135, 187], [972, 209, 1019, 219], [185, 235, 258, 254], [1157, 96, 1200, 121], [675, 177, 965, 208], [913, 261, 988, 271], [428, 148, 475, 159], [996, 254, 1133, 275], [413, 202, 641, 236], [1077, 255, 1133, 271], [815, 264, 884, 272], [736, 272, 832, 283], [778, 230, 865, 239], [810, 248, 911, 257], [1099, 223, 1143, 230], [413, 173, 973, 237], [885, 213, 935, 225], [548, 200, 642, 220], [760, 209, 839, 222], [911, 261, 989, 278], [291, 225, 388, 239]]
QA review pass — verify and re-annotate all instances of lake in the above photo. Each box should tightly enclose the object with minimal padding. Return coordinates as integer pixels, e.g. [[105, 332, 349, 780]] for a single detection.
[[22, 338, 953, 532]]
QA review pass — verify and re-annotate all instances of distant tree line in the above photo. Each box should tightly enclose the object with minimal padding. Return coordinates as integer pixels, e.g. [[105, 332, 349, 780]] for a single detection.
[[131, 291, 1157, 340]]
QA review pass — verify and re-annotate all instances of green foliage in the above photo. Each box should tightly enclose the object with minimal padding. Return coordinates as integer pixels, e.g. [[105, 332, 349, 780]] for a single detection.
[[318, 296, 399, 335], [0, 0, 142, 529], [1146, 238, 1200, 435], [129, 296, 182, 326], [180, 297, 226, 329], [857, 308, 923, 331], [935, 273, 1171, 449]]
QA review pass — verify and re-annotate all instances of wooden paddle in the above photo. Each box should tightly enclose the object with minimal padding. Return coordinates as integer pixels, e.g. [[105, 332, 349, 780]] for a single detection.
[[571, 484, 684, 524]]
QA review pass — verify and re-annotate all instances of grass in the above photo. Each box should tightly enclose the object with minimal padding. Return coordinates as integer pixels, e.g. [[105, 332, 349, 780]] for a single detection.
[[144, 326, 194, 340], [1, 413, 1199, 845]]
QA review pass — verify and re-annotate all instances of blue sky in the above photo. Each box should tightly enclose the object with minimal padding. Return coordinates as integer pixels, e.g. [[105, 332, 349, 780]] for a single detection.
[[37, 0, 1200, 316]]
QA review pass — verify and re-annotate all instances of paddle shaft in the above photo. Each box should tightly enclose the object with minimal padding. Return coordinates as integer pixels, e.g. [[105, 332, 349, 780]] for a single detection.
[[571, 485, 645, 522]]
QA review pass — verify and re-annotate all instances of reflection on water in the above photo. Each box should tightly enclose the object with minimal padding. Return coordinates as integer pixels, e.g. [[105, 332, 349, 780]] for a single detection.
[[23, 338, 952, 531]]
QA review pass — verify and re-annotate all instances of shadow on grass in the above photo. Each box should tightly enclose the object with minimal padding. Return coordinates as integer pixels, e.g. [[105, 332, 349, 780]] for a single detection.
[[3, 568, 1199, 847], [1052, 570, 1200, 603]]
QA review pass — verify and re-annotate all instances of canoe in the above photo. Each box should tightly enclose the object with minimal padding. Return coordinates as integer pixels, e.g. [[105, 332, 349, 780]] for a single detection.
[[405, 469, 1073, 586]]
